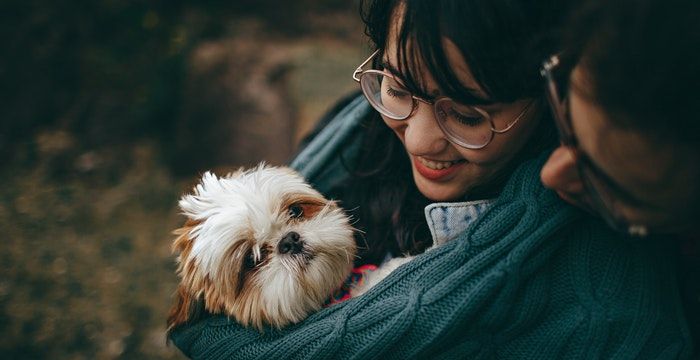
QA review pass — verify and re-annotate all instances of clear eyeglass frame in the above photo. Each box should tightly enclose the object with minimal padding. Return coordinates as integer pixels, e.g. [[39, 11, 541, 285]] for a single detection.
[[353, 49, 534, 150]]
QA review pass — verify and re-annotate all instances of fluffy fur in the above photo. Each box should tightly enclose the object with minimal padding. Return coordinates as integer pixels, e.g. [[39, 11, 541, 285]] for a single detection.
[[167, 164, 356, 331]]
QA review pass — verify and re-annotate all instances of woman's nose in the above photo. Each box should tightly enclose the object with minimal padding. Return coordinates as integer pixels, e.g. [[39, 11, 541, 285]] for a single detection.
[[541, 146, 584, 194], [402, 102, 449, 155]]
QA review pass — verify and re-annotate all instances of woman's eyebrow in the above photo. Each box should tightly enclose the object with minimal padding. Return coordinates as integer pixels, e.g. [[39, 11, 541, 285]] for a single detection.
[[380, 60, 402, 78]]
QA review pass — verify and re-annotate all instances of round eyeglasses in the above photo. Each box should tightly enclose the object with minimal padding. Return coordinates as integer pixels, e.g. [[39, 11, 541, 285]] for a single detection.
[[353, 50, 534, 150]]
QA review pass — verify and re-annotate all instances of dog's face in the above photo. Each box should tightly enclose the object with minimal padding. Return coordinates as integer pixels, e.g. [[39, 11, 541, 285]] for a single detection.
[[167, 165, 355, 331]]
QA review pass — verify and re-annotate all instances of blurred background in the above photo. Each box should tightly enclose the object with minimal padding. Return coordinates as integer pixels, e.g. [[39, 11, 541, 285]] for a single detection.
[[0, 1, 366, 358]]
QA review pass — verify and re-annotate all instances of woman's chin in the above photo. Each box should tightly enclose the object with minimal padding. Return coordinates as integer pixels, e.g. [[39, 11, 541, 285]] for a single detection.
[[414, 178, 469, 202]]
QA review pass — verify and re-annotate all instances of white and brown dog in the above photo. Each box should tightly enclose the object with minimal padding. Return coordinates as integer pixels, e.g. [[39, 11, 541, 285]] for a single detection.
[[167, 165, 357, 331]]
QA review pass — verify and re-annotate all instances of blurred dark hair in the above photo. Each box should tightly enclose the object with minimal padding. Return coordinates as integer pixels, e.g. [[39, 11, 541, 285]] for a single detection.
[[339, 0, 571, 265], [566, 0, 700, 143]]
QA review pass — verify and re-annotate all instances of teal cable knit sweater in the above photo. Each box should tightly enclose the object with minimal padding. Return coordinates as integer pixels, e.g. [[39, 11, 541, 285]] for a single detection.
[[170, 96, 693, 359]]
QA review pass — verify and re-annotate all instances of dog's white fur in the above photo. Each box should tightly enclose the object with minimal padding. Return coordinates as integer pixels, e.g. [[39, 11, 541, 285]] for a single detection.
[[167, 164, 357, 331]]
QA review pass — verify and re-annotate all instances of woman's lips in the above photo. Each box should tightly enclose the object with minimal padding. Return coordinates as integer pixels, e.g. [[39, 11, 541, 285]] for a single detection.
[[412, 156, 465, 181]]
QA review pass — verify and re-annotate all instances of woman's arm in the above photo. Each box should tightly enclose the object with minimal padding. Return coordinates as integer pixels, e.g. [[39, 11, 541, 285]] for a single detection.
[[169, 158, 693, 359], [170, 199, 564, 359]]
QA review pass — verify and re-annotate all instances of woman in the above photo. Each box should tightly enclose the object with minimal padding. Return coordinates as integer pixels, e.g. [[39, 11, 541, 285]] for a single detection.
[[330, 0, 559, 268], [169, 0, 692, 358], [539, 0, 699, 351]]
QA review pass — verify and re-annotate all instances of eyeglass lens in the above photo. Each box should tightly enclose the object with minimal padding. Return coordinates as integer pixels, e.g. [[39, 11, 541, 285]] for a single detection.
[[360, 72, 413, 119], [360, 72, 493, 148]]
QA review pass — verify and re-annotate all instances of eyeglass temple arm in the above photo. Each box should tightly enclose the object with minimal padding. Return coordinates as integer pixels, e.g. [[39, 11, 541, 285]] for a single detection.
[[492, 99, 536, 134], [540, 55, 569, 129], [540, 55, 560, 76], [352, 49, 381, 82]]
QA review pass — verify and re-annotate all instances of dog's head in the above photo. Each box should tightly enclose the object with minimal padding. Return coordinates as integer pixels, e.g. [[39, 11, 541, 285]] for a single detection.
[[167, 165, 355, 331]]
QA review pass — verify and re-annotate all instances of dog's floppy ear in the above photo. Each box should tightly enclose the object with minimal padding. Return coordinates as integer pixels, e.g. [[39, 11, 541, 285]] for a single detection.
[[166, 284, 205, 333], [167, 219, 205, 334]]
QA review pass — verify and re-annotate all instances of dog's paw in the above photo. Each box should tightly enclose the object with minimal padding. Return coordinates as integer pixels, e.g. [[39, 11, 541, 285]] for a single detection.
[[350, 256, 414, 297]]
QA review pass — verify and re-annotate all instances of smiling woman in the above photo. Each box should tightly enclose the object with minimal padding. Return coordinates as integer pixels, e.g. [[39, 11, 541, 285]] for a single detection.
[[345, 0, 560, 263], [354, 45, 538, 202], [168, 0, 694, 358]]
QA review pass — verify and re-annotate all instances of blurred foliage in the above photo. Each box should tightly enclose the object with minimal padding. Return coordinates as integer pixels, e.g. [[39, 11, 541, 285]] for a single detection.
[[0, 0, 359, 168], [0, 136, 184, 359]]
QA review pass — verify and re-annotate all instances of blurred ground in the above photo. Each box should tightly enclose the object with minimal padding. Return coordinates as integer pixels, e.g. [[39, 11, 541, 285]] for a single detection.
[[0, 1, 365, 358]]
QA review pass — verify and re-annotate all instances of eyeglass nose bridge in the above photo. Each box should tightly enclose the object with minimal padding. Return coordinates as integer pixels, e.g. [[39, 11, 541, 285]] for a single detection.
[[396, 94, 438, 121]]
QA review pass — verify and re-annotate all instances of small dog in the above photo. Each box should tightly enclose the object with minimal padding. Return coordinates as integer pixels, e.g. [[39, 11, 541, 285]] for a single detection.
[[167, 165, 357, 331]]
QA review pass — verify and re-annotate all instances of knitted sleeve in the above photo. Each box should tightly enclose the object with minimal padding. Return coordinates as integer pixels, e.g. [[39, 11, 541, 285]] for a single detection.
[[169, 158, 693, 359]]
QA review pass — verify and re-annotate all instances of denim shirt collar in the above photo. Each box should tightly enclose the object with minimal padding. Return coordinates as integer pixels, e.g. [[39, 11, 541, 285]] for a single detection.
[[425, 199, 494, 246]]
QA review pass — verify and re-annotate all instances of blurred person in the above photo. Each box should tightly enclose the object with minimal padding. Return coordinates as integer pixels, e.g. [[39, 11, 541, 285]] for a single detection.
[[539, 0, 699, 351], [168, 0, 694, 358]]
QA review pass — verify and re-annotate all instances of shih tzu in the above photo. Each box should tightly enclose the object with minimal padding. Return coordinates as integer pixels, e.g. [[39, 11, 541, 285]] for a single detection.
[[167, 165, 357, 331]]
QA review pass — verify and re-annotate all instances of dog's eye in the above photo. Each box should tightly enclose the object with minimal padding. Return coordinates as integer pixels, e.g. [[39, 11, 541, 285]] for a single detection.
[[244, 252, 257, 270], [243, 247, 269, 271], [288, 204, 304, 219]]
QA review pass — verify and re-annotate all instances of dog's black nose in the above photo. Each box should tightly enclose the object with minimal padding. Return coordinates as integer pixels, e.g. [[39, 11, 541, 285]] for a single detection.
[[278, 231, 303, 254]]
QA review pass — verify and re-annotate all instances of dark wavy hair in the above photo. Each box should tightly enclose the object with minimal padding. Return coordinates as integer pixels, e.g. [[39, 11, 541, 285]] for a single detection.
[[337, 0, 572, 265], [564, 0, 699, 144]]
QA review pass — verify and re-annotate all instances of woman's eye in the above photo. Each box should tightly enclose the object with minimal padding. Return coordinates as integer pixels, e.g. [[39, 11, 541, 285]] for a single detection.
[[386, 86, 409, 98], [449, 109, 484, 127], [288, 204, 304, 218]]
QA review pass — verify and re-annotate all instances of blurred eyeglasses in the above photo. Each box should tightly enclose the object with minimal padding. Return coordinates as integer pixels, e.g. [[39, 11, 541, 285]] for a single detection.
[[540, 54, 649, 237], [353, 49, 533, 150]]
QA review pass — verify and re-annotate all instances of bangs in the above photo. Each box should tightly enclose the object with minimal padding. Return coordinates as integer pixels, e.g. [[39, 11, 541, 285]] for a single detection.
[[362, 0, 558, 105], [383, 0, 494, 106]]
